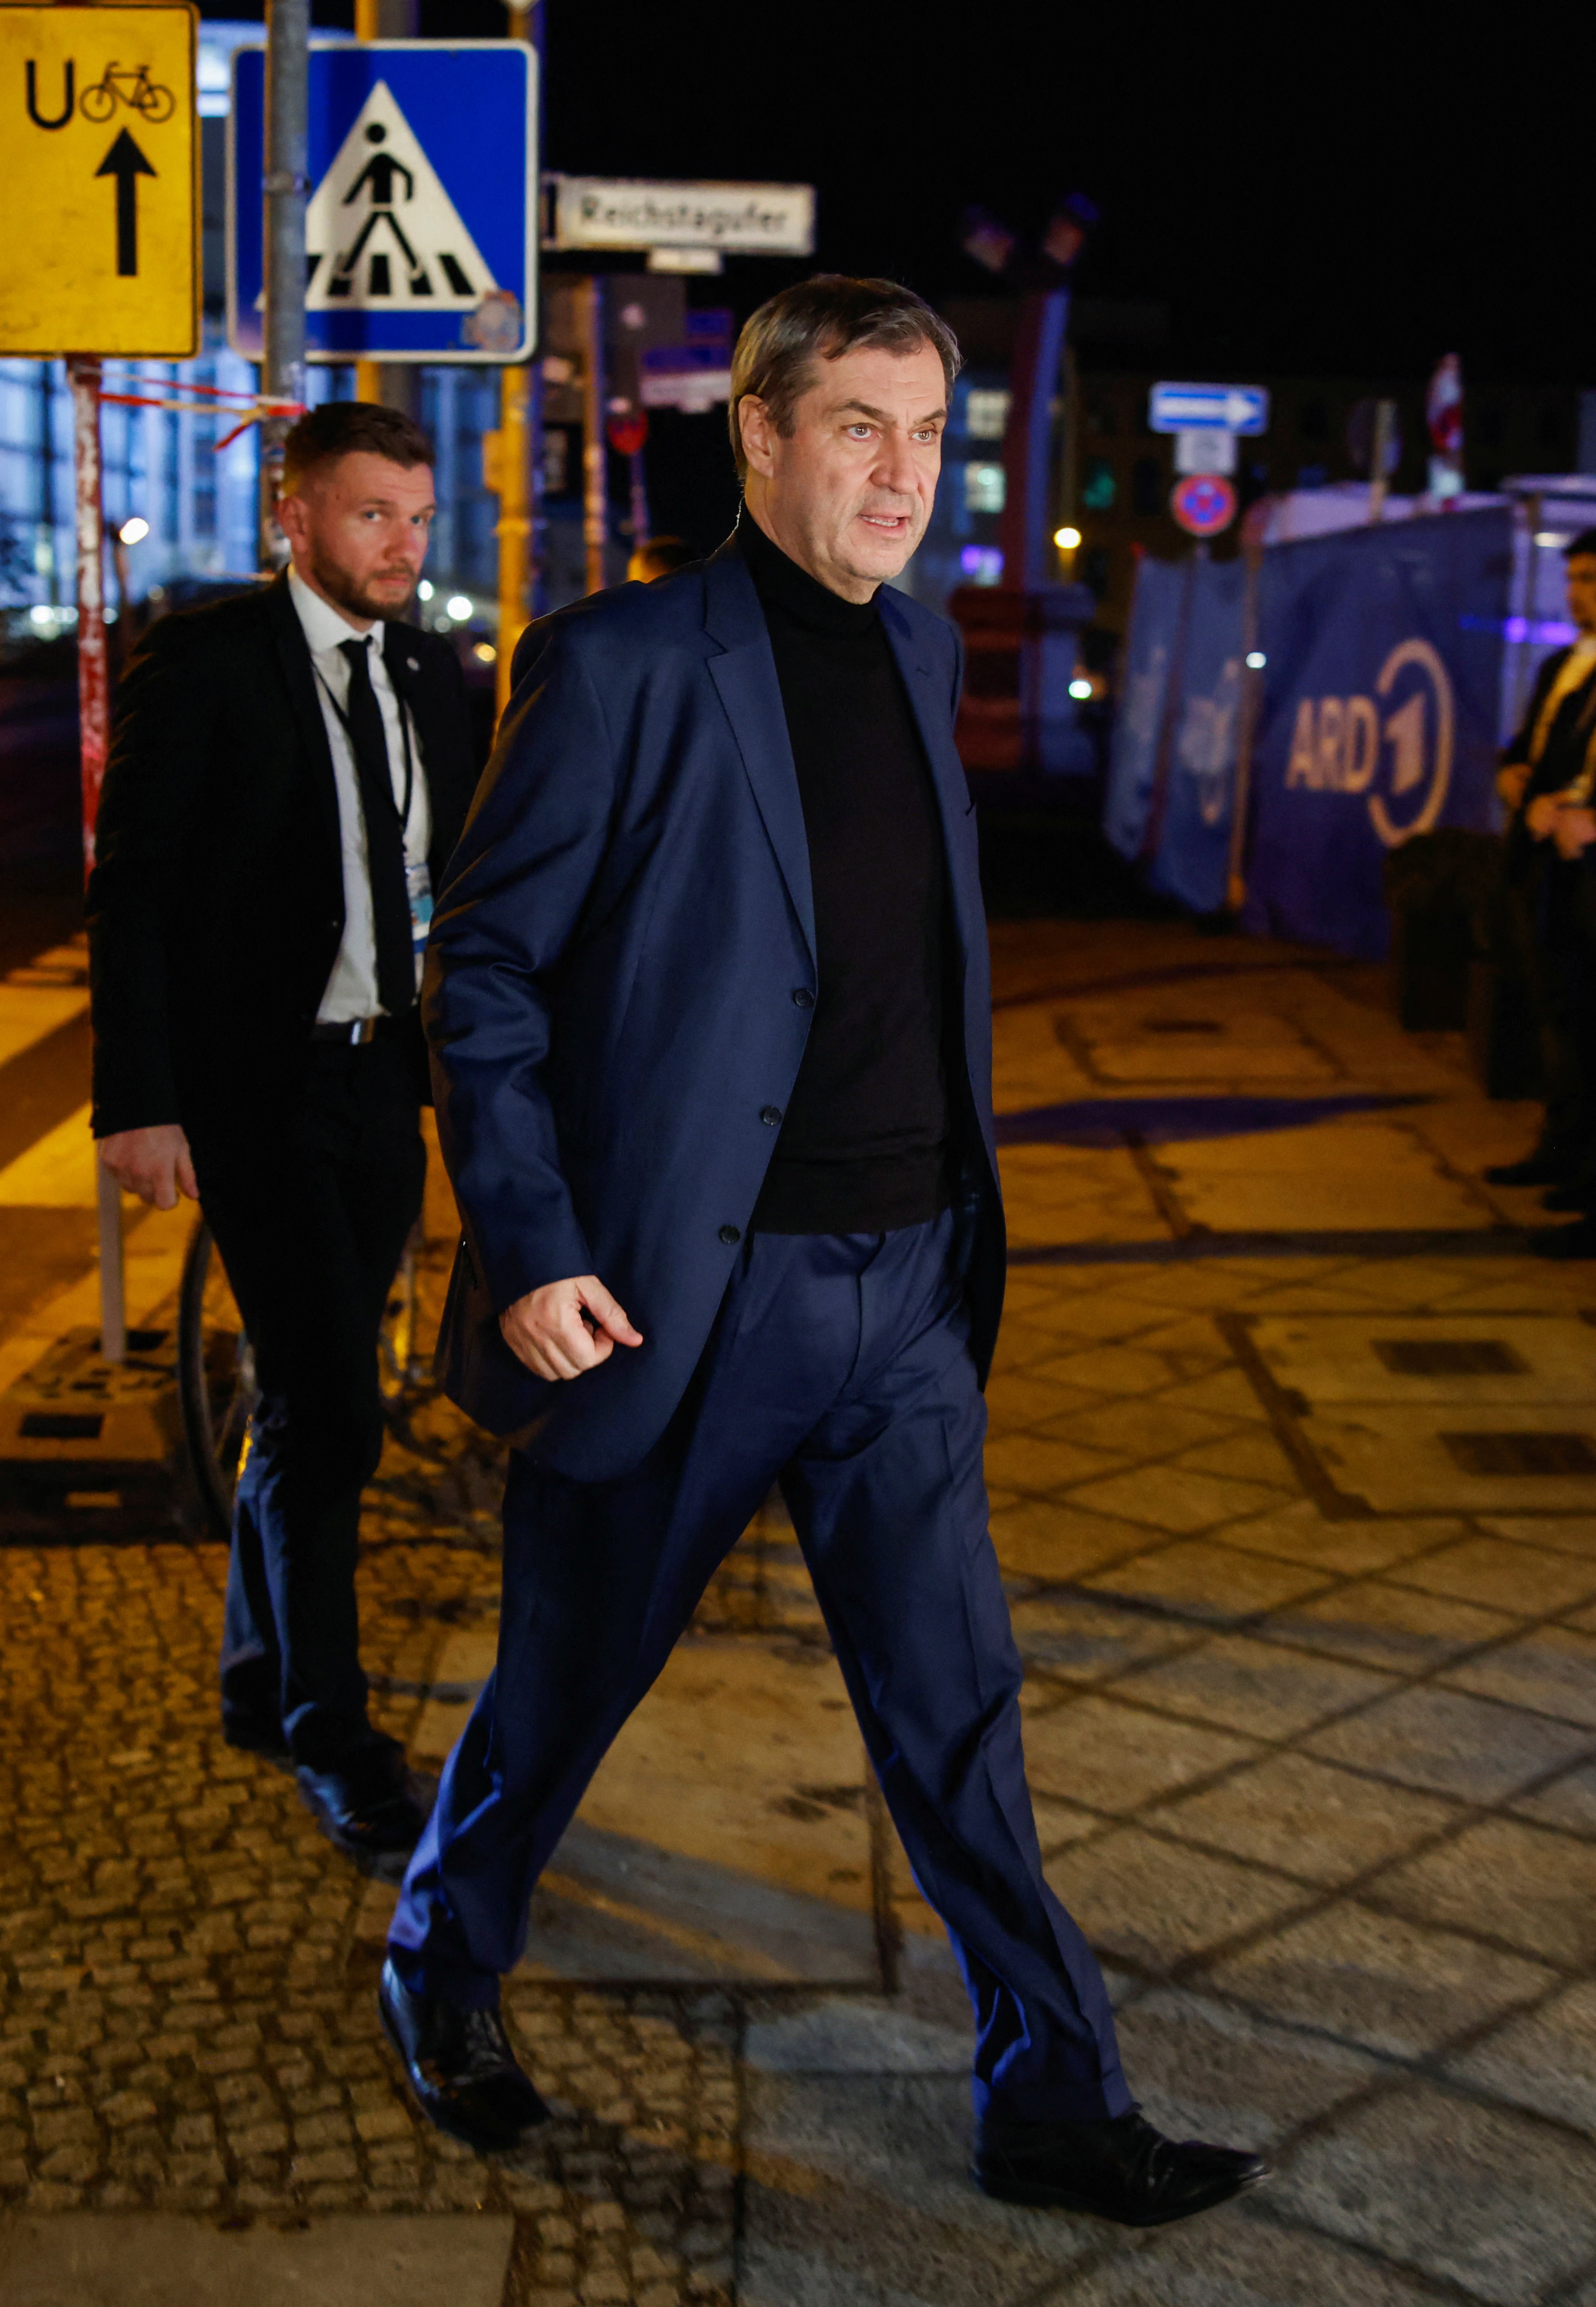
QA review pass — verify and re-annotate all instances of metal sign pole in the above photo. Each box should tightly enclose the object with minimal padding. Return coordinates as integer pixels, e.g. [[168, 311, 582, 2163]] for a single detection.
[[260, 0, 309, 566], [69, 354, 125, 1365]]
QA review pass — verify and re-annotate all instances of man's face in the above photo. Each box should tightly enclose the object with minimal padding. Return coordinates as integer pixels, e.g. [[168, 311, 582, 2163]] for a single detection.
[[278, 450, 435, 626], [739, 341, 947, 602], [1567, 555, 1596, 635]]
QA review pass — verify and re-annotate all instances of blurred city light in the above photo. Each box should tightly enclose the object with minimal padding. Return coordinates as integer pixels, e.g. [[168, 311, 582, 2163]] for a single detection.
[[473, 642, 496, 664], [416, 580, 434, 601], [446, 594, 473, 621], [1054, 525, 1082, 550], [1068, 677, 1093, 700], [959, 544, 1003, 586], [119, 516, 150, 546], [1246, 651, 1267, 669]]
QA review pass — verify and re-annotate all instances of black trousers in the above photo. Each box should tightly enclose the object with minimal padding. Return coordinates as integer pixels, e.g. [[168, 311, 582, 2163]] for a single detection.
[[1500, 856, 1594, 1162], [198, 1033, 425, 1765]]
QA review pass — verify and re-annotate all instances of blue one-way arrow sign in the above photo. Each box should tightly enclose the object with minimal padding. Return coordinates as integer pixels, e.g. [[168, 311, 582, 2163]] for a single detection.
[[1149, 382, 1269, 435]]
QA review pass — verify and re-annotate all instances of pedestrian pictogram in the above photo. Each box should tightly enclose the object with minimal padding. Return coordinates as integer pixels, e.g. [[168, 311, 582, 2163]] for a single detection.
[[0, 2, 198, 357], [230, 41, 537, 364], [303, 82, 495, 312]]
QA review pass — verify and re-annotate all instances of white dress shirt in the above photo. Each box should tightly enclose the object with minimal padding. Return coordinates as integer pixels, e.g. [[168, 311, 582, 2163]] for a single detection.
[[288, 566, 432, 1023]]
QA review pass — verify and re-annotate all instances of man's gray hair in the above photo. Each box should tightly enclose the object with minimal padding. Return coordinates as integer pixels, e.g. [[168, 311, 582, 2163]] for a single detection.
[[729, 275, 962, 481]]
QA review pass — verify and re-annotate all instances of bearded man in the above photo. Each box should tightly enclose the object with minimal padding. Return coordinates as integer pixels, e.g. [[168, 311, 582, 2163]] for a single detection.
[[89, 401, 476, 1867]]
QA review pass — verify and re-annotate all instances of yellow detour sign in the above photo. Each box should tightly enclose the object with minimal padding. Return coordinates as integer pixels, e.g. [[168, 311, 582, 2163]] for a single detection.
[[0, 2, 198, 356]]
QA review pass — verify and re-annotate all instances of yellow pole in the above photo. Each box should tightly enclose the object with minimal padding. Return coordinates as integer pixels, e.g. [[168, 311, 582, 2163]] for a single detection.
[[353, 0, 416, 410], [355, 0, 380, 405], [489, 366, 532, 718]]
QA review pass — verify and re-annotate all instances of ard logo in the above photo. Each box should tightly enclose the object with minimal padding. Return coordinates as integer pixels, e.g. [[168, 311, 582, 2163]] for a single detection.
[[1283, 639, 1455, 847]]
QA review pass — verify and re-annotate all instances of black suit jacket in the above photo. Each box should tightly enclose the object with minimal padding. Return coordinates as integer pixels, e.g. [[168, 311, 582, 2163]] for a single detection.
[[87, 572, 477, 1142], [1499, 644, 1596, 893]]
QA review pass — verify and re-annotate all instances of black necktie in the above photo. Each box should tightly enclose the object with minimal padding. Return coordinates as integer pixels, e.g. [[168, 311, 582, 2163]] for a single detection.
[[338, 637, 415, 1018]]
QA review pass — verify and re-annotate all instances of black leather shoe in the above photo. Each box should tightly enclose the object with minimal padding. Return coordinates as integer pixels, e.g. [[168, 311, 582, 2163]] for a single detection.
[[296, 1748, 429, 1878], [1530, 1218, 1596, 1260], [378, 1960, 551, 2154], [1485, 1151, 1574, 1188], [973, 2108, 1267, 2227], [1542, 1181, 1595, 1213]]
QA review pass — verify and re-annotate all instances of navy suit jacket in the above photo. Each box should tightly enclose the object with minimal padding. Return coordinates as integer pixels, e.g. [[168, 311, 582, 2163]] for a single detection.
[[429, 532, 1006, 1482]]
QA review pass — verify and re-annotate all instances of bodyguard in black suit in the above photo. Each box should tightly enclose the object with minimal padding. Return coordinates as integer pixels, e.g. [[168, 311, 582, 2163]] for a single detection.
[[88, 403, 476, 1864]]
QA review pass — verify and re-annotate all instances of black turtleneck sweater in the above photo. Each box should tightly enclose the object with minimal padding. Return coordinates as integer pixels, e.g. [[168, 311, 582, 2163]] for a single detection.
[[740, 511, 951, 1235]]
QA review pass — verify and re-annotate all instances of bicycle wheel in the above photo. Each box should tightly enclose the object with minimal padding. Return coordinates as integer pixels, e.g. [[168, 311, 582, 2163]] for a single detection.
[[79, 77, 116, 121], [177, 1217, 257, 1542], [137, 81, 175, 123]]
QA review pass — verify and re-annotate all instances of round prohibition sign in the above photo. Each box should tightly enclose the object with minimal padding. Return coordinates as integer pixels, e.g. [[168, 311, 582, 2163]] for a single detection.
[[1171, 473, 1237, 537]]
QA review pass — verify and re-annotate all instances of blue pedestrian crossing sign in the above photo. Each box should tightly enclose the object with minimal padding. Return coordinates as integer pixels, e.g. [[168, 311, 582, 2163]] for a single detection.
[[227, 41, 536, 364]]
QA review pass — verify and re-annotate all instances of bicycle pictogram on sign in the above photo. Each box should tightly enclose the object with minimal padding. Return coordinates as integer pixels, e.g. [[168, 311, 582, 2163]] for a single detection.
[[81, 62, 175, 124]]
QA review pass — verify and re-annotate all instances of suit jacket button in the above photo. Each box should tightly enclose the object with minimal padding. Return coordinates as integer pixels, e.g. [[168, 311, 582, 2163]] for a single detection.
[[719, 1224, 741, 1245], [791, 987, 813, 1009], [760, 1105, 783, 1127]]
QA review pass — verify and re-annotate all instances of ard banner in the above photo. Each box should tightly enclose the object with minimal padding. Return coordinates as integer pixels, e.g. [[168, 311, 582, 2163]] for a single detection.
[[1241, 507, 1512, 955], [1103, 554, 1246, 916]]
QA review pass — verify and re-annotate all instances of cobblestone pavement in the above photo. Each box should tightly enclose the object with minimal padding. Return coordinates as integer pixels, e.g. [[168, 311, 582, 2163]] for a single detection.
[[8, 919, 1596, 2303]]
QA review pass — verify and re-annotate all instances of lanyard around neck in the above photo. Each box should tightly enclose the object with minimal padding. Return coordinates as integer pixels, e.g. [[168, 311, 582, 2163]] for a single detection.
[[314, 643, 417, 834]]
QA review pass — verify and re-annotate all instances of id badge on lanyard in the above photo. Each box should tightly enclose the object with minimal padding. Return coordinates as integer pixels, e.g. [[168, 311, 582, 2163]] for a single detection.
[[407, 856, 433, 988]]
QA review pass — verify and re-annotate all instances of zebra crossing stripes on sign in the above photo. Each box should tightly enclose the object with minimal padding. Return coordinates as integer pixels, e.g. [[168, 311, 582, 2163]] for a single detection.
[[227, 39, 536, 364]]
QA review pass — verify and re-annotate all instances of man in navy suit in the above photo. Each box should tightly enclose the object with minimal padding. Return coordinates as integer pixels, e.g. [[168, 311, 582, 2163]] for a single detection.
[[379, 278, 1264, 2226]]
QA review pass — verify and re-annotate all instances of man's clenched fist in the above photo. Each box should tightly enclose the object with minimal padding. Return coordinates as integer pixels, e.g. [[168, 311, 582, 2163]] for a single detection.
[[499, 1275, 643, 1381]]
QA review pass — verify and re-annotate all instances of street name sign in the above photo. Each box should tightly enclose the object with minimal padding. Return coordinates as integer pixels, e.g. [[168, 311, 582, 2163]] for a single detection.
[[549, 176, 815, 261], [229, 41, 537, 364], [1, 1, 198, 356], [1150, 382, 1269, 435]]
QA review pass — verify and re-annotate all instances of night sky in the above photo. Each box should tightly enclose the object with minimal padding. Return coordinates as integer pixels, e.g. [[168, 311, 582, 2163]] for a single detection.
[[214, 2, 1584, 389]]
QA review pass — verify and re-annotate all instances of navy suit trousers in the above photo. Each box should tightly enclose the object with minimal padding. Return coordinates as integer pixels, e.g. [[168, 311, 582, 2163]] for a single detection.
[[389, 1213, 1130, 2122]]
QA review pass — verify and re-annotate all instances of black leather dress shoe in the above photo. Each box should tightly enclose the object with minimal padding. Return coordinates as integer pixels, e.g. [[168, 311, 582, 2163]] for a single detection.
[[1530, 1218, 1596, 1261], [1485, 1150, 1573, 1188], [973, 2108, 1267, 2227], [296, 1749, 429, 1878], [378, 1960, 551, 2154]]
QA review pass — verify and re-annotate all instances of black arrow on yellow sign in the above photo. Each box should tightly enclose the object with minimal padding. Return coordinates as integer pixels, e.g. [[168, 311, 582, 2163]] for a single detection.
[[95, 128, 157, 277]]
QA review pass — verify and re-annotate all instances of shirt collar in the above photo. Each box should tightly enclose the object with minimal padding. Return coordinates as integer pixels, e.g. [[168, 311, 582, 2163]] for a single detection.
[[287, 564, 384, 659]]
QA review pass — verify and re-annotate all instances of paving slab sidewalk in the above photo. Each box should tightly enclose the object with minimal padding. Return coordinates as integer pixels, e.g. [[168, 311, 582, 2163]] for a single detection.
[[8, 922, 1596, 2303]]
